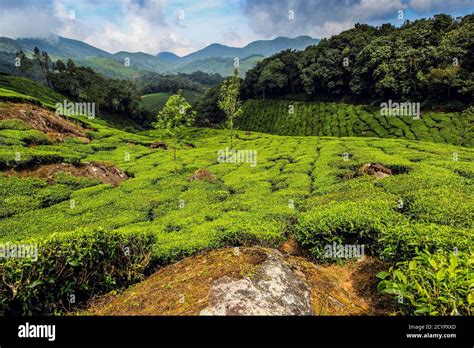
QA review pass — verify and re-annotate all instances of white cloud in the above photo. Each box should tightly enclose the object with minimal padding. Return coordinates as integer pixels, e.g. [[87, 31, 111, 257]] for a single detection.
[[222, 28, 245, 47], [409, 0, 474, 13], [53, 0, 200, 55], [0, 3, 56, 38], [0, 0, 472, 55], [241, 0, 472, 39]]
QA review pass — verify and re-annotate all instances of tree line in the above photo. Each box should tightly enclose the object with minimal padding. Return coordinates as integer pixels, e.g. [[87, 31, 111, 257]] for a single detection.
[[140, 70, 224, 95], [241, 14, 473, 110], [14, 48, 225, 126]]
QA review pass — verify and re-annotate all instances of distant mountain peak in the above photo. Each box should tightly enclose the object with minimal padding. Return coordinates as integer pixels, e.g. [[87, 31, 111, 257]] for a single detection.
[[1, 34, 319, 77], [157, 51, 182, 63], [177, 36, 319, 62]]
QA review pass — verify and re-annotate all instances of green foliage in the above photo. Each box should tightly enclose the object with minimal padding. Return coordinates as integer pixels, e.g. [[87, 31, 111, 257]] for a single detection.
[[0, 228, 155, 315], [0, 129, 52, 146], [0, 103, 471, 316], [154, 91, 196, 161], [140, 90, 201, 116], [140, 71, 223, 95], [177, 55, 262, 77], [0, 74, 64, 107], [257, 58, 288, 98], [295, 200, 405, 259], [0, 119, 32, 130], [218, 69, 243, 149], [377, 250, 473, 315], [243, 14, 474, 106], [194, 84, 226, 126], [237, 99, 472, 146]]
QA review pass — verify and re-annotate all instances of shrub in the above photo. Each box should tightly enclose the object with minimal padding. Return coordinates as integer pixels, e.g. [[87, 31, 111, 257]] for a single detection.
[[0, 228, 155, 315], [294, 200, 405, 260], [0, 119, 32, 130], [377, 249, 473, 315], [379, 223, 472, 261]]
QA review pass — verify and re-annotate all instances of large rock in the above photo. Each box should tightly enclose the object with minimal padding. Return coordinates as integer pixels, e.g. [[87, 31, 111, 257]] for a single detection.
[[200, 249, 312, 315]]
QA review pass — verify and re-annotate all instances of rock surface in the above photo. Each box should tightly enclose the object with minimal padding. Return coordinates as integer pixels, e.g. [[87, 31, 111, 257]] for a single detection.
[[188, 168, 217, 182], [85, 246, 388, 316], [200, 249, 312, 315]]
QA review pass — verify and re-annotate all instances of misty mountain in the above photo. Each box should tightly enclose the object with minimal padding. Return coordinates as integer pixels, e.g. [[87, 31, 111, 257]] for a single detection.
[[16, 35, 111, 59], [157, 52, 182, 64], [177, 35, 319, 62], [0, 34, 319, 77]]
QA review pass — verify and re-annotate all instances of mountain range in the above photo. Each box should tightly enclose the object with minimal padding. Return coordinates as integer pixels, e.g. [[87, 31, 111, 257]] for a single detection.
[[0, 34, 319, 78]]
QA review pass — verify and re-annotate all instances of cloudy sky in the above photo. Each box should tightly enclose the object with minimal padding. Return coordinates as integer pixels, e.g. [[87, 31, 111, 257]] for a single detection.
[[0, 0, 472, 56]]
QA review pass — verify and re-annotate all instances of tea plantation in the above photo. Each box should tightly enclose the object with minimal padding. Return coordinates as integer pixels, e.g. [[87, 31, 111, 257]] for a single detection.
[[0, 81, 472, 315], [238, 99, 473, 147]]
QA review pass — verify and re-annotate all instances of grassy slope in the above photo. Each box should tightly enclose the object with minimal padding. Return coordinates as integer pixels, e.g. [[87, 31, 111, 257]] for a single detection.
[[0, 74, 65, 107], [140, 89, 201, 115], [77, 57, 144, 80], [0, 74, 142, 132], [238, 99, 474, 147], [178, 56, 262, 77]]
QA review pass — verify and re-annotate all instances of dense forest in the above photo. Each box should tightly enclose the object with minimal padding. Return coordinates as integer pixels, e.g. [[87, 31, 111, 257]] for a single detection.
[[139, 70, 224, 95], [12, 48, 225, 126], [241, 14, 473, 108]]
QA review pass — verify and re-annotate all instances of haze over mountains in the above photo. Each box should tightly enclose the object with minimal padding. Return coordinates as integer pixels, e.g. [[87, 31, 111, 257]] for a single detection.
[[0, 34, 319, 78]]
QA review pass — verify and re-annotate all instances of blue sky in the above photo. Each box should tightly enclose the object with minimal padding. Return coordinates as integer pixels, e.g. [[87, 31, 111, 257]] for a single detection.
[[0, 0, 472, 56]]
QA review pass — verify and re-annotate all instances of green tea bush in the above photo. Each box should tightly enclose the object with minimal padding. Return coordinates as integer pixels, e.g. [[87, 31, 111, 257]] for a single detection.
[[0, 228, 155, 315], [0, 129, 52, 146], [401, 186, 473, 228], [238, 100, 470, 146], [377, 250, 473, 315], [0, 103, 471, 316], [294, 200, 405, 259], [0, 119, 32, 130], [378, 223, 472, 261]]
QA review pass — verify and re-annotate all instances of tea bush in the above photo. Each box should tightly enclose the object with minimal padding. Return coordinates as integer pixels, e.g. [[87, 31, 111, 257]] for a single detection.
[[294, 200, 406, 259], [377, 250, 473, 315], [0, 99, 472, 315], [0, 228, 155, 315], [238, 100, 472, 147]]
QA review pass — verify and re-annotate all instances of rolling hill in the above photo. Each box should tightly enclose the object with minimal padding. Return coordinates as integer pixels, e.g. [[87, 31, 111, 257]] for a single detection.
[[16, 35, 111, 59], [140, 90, 201, 115], [177, 55, 263, 77], [0, 73, 471, 317], [0, 35, 319, 77], [175, 35, 319, 62], [237, 100, 473, 147]]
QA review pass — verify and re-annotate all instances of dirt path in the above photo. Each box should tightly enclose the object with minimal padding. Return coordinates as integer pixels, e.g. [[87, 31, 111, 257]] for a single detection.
[[0, 103, 89, 142], [3, 162, 129, 186]]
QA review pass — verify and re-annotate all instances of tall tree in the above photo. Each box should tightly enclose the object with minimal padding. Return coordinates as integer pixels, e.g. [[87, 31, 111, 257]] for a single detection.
[[15, 50, 32, 73], [33, 47, 51, 86], [218, 68, 242, 150], [155, 90, 196, 165], [257, 58, 288, 99]]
